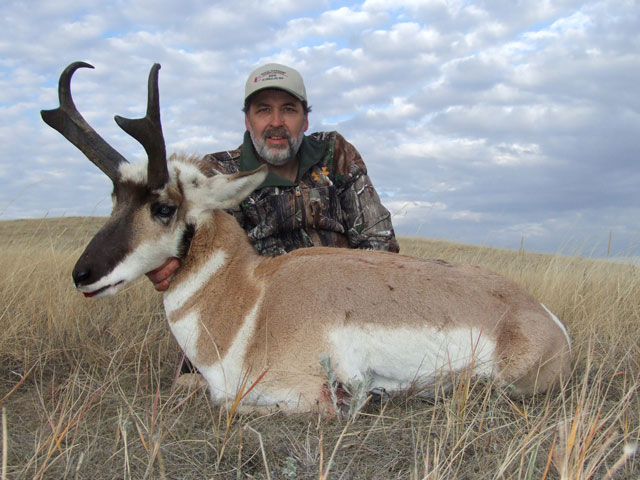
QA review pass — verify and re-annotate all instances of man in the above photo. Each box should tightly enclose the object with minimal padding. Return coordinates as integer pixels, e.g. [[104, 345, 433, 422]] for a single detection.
[[148, 63, 398, 290]]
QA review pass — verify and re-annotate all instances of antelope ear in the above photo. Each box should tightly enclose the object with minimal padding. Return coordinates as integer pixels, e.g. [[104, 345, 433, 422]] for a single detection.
[[197, 165, 268, 210]]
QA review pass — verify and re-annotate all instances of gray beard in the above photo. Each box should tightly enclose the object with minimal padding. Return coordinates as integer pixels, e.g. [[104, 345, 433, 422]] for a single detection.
[[249, 127, 304, 166]]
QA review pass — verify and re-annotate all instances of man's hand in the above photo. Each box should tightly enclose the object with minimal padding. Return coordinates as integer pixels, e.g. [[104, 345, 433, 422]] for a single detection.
[[146, 257, 180, 291]]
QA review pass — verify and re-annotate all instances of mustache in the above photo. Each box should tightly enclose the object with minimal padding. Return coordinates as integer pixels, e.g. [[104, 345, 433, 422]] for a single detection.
[[263, 128, 291, 142]]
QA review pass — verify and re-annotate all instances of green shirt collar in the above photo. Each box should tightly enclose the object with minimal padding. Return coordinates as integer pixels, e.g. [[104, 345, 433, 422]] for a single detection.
[[239, 131, 325, 187]]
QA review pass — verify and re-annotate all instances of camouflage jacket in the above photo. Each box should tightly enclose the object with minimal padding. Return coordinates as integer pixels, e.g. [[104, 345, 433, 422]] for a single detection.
[[202, 131, 400, 256]]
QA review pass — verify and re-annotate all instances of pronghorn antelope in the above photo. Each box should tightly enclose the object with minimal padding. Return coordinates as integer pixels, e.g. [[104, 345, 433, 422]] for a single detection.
[[42, 62, 571, 414]]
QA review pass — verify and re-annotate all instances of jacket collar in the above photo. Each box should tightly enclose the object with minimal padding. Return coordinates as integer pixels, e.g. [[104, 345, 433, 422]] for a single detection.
[[239, 131, 325, 187]]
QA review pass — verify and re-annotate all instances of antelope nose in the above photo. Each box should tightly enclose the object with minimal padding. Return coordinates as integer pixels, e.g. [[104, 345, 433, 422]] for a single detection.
[[72, 268, 91, 287]]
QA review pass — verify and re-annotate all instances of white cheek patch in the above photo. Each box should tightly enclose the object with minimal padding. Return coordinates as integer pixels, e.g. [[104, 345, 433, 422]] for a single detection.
[[328, 325, 495, 391], [164, 250, 228, 316], [77, 228, 184, 297]]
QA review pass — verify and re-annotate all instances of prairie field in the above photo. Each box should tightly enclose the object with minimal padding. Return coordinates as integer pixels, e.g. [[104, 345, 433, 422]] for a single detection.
[[0, 216, 638, 479]]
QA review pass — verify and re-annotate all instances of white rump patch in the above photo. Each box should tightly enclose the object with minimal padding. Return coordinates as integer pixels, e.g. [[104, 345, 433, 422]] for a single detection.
[[541, 303, 572, 353], [328, 325, 495, 392], [164, 250, 227, 317]]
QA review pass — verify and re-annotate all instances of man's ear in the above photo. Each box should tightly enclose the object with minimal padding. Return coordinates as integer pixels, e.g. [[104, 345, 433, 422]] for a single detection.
[[245, 114, 251, 132]]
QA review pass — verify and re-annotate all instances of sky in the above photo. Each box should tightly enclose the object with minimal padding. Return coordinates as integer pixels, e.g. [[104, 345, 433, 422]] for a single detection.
[[1, 0, 639, 257]]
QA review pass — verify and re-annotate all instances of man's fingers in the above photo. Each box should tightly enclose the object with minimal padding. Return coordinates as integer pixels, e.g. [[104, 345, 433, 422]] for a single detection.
[[154, 279, 171, 292], [146, 258, 180, 286]]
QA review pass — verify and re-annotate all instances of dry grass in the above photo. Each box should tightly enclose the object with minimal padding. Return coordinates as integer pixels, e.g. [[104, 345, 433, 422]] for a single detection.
[[0, 217, 638, 479]]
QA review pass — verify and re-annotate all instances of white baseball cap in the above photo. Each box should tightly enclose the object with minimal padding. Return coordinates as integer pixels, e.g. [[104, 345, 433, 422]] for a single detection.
[[245, 63, 307, 103]]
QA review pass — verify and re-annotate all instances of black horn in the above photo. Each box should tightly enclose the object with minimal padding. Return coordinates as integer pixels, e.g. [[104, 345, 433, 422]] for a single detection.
[[114, 63, 168, 190], [41, 62, 129, 183]]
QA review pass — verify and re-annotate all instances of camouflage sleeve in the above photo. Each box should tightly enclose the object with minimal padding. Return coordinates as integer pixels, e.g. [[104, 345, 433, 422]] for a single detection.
[[333, 135, 400, 253], [201, 152, 238, 175]]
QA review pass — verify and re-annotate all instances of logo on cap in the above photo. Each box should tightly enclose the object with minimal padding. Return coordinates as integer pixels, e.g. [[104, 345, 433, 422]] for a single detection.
[[254, 69, 288, 83]]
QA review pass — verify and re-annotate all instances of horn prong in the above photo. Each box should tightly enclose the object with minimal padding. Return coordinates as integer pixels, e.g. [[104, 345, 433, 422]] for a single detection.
[[114, 63, 168, 190]]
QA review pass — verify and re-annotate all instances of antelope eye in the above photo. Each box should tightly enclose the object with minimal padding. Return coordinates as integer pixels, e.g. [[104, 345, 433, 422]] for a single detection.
[[151, 203, 176, 219]]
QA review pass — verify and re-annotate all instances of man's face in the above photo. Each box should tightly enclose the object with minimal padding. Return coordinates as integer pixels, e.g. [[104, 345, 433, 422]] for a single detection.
[[245, 89, 309, 166]]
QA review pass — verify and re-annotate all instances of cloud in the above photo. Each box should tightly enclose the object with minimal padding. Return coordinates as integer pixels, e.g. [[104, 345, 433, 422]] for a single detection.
[[1, 0, 639, 258]]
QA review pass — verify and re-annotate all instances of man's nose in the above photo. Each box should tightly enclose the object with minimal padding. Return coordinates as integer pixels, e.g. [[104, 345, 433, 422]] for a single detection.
[[269, 110, 284, 127]]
